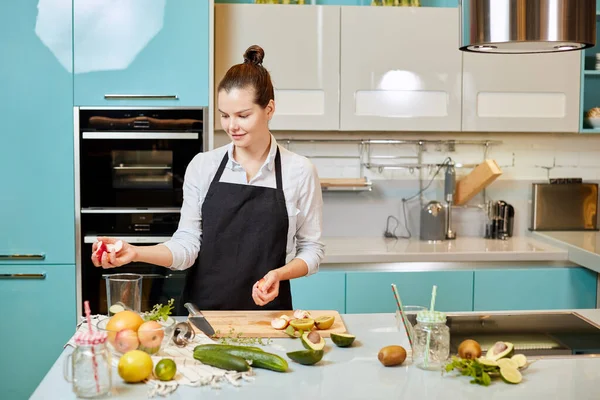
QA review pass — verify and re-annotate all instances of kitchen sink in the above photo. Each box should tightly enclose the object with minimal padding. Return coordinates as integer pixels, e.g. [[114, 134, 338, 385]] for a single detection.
[[406, 311, 600, 358]]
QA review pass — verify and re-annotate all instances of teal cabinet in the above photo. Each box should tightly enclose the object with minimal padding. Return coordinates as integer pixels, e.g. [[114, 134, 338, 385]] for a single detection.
[[291, 271, 346, 313], [74, 0, 210, 106], [473, 268, 597, 311], [0, 0, 75, 264], [345, 271, 474, 313], [0, 264, 77, 399]]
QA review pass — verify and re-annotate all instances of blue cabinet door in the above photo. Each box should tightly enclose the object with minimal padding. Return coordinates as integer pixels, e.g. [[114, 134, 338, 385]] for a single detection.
[[0, 0, 75, 265], [345, 271, 474, 313], [74, 0, 210, 106], [473, 267, 597, 311], [291, 271, 346, 313], [0, 264, 76, 399]]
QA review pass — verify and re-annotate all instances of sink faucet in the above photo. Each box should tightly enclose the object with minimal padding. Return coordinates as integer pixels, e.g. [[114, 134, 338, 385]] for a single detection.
[[444, 160, 457, 240]]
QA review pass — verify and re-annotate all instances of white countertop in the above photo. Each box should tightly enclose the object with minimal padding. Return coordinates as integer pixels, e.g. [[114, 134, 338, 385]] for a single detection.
[[532, 231, 600, 274], [33, 310, 600, 400], [321, 236, 568, 264]]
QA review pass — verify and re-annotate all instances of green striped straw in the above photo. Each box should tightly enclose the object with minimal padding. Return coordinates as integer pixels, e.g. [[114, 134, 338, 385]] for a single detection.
[[423, 285, 437, 368]]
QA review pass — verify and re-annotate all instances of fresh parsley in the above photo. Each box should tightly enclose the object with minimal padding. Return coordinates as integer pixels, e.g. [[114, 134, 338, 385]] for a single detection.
[[212, 328, 273, 346], [444, 356, 496, 386], [143, 298, 175, 322]]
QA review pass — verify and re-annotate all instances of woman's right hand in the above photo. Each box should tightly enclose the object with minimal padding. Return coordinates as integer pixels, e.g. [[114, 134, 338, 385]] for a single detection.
[[91, 237, 137, 269]]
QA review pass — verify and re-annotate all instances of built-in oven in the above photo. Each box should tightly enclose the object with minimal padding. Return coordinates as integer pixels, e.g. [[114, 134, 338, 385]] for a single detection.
[[75, 107, 207, 316], [78, 108, 205, 209]]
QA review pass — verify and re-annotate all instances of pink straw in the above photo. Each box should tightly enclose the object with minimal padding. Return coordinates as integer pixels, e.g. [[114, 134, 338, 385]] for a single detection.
[[84, 301, 101, 395]]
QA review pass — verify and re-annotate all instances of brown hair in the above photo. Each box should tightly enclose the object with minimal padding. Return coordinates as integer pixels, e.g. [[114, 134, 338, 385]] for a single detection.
[[217, 45, 274, 109]]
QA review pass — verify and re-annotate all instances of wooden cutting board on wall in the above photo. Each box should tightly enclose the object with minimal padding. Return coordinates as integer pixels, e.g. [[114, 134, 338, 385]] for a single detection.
[[191, 310, 347, 338]]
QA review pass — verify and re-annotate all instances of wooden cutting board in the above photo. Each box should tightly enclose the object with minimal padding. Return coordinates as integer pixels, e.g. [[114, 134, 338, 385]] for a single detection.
[[190, 310, 347, 338]]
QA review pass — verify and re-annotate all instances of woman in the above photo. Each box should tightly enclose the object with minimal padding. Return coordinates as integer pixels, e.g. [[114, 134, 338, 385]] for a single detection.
[[91, 45, 325, 311]]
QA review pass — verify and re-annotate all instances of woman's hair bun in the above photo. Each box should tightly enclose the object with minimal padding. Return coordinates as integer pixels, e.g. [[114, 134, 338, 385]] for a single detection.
[[243, 45, 265, 66]]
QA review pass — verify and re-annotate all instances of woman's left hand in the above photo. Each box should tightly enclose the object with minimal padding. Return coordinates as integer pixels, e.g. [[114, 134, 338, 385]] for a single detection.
[[252, 270, 280, 306]]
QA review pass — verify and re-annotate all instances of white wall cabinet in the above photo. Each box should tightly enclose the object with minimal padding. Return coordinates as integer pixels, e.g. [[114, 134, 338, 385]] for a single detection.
[[462, 52, 581, 132], [339, 7, 463, 132], [215, 4, 341, 131]]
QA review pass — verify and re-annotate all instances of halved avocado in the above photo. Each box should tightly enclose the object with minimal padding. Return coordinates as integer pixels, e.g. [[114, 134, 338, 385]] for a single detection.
[[301, 331, 325, 351], [286, 349, 324, 365], [330, 333, 356, 348], [486, 341, 515, 361]]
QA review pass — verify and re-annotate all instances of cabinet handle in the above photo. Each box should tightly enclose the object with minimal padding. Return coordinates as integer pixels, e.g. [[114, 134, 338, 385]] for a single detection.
[[0, 273, 46, 280], [104, 94, 179, 100], [84, 235, 172, 244], [0, 254, 46, 260]]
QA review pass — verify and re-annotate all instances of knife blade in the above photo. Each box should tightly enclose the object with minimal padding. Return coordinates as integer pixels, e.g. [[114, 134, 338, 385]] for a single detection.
[[184, 302, 215, 336]]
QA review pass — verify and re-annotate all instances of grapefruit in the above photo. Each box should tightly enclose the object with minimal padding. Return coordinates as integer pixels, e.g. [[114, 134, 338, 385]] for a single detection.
[[106, 310, 144, 345]]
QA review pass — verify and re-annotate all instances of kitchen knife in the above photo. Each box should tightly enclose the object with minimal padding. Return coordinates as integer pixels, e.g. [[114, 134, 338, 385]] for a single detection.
[[184, 302, 215, 336]]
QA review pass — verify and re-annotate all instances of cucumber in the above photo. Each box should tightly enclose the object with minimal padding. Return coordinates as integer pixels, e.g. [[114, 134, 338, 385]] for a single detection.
[[194, 346, 288, 373], [193, 344, 264, 353], [193, 350, 250, 372]]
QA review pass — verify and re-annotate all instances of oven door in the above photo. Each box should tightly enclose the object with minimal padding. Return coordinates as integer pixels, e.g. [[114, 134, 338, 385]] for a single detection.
[[79, 133, 201, 208], [81, 235, 189, 315]]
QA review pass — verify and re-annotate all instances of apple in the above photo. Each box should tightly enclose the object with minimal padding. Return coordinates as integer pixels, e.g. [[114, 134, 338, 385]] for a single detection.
[[106, 240, 123, 253], [137, 321, 164, 354], [271, 317, 289, 330], [114, 329, 139, 353]]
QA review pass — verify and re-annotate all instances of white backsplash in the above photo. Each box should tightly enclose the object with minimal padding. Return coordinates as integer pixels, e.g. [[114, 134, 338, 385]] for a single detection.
[[214, 131, 600, 238]]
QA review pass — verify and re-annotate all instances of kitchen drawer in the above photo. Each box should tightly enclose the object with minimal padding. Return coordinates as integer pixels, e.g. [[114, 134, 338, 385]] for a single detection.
[[74, 0, 210, 106], [0, 264, 76, 399], [345, 271, 474, 313], [473, 268, 597, 311], [291, 271, 346, 313]]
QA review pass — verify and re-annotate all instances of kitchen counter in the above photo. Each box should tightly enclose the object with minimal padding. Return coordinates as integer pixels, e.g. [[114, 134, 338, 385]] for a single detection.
[[532, 231, 600, 274], [321, 236, 568, 264], [32, 310, 600, 400]]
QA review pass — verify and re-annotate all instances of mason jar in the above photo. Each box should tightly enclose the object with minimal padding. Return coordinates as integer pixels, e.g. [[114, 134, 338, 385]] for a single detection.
[[412, 311, 450, 371], [64, 331, 112, 398]]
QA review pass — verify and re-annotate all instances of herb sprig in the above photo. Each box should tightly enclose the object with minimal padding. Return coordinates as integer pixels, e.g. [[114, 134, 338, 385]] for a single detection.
[[142, 298, 175, 322], [211, 328, 273, 346], [444, 356, 494, 386]]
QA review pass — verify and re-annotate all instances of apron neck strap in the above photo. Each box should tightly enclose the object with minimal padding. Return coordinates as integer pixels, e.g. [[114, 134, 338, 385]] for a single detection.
[[214, 146, 283, 190]]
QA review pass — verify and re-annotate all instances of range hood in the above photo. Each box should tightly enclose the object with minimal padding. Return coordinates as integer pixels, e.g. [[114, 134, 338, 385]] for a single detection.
[[459, 0, 596, 54]]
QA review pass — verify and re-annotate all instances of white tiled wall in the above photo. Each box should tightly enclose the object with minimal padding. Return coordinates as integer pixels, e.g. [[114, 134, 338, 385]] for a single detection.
[[214, 131, 600, 238], [216, 131, 600, 182]]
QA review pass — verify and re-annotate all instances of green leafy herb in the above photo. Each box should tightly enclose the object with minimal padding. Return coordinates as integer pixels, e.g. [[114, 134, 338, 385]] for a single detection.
[[143, 298, 175, 322], [444, 356, 498, 386], [211, 328, 273, 346]]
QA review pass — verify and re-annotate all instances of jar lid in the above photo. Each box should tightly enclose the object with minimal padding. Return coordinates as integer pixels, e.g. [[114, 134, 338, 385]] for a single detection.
[[74, 331, 108, 345], [416, 310, 447, 323]]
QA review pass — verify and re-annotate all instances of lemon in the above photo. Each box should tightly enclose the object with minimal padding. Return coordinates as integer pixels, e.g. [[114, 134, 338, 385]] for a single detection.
[[154, 358, 177, 381], [314, 315, 335, 330], [118, 350, 153, 383], [289, 318, 315, 331]]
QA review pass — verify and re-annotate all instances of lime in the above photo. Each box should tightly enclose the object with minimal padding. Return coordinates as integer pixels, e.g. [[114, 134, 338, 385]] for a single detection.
[[511, 354, 528, 368], [497, 358, 518, 370], [289, 318, 315, 331], [330, 333, 356, 348], [500, 366, 522, 384], [154, 358, 177, 381], [118, 350, 153, 383], [314, 315, 335, 330]]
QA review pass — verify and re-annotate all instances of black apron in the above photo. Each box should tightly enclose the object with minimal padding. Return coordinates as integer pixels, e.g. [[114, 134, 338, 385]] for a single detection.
[[181, 147, 292, 311]]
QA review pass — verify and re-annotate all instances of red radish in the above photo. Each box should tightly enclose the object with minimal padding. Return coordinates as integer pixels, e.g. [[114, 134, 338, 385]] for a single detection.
[[94, 241, 108, 260], [294, 309, 311, 319], [107, 240, 124, 253], [257, 278, 267, 291], [271, 317, 289, 330]]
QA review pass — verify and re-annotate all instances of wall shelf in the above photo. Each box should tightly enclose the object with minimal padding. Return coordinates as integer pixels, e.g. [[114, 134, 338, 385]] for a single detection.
[[584, 70, 600, 75]]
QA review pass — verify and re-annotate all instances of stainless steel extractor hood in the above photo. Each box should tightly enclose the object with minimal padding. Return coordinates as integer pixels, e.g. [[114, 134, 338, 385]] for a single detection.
[[459, 0, 596, 53]]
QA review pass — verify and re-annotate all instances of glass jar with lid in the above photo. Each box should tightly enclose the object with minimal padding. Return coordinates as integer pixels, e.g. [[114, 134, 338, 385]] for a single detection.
[[412, 311, 450, 371], [63, 331, 112, 398]]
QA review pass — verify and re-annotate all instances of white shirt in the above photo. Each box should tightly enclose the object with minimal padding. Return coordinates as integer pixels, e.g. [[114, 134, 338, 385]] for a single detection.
[[163, 135, 325, 276]]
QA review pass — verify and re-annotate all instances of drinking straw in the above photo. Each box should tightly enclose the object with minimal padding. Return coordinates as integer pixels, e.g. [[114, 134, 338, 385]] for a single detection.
[[84, 301, 101, 394], [391, 284, 414, 349], [423, 285, 438, 368]]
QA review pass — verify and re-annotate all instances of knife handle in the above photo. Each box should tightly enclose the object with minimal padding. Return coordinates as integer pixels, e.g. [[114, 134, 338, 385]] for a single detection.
[[184, 302, 203, 317]]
